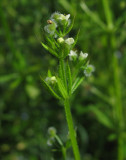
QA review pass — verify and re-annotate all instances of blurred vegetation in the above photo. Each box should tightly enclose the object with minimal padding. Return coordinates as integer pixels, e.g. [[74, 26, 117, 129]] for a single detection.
[[0, 0, 126, 160]]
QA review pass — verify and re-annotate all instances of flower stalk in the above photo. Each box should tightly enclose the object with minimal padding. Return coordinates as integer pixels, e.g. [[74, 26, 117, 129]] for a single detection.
[[41, 12, 94, 159]]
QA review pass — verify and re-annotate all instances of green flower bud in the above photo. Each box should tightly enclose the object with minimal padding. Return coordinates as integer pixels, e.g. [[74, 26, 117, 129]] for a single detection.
[[57, 37, 64, 44]]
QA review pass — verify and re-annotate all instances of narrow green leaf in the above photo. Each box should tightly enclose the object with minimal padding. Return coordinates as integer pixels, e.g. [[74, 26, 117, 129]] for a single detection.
[[80, 2, 106, 30], [46, 37, 57, 50], [71, 77, 84, 94], [47, 70, 52, 77], [88, 106, 114, 129], [66, 61, 72, 95], [64, 16, 75, 35], [57, 77, 68, 99], [0, 73, 19, 84], [75, 105, 114, 129], [40, 76, 61, 100], [41, 42, 59, 58]]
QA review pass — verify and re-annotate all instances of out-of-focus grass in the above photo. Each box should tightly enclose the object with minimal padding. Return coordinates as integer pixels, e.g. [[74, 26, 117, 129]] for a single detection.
[[0, 0, 126, 159]]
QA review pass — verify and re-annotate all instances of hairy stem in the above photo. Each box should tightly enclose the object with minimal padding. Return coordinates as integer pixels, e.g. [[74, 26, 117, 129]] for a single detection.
[[64, 99, 81, 160]]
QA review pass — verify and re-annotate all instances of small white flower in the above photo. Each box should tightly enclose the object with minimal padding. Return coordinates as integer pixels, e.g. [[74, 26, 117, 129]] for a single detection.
[[84, 65, 95, 77], [65, 38, 74, 45], [68, 50, 78, 61], [51, 12, 70, 26], [48, 127, 57, 136], [58, 14, 70, 21], [79, 51, 88, 61], [45, 77, 51, 83], [50, 76, 57, 84], [45, 76, 57, 84], [51, 12, 61, 20], [44, 21, 57, 35], [57, 37, 64, 43], [47, 137, 55, 146]]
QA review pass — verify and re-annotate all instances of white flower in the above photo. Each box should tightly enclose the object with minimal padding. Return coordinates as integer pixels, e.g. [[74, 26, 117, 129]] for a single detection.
[[47, 137, 55, 146], [45, 77, 51, 83], [57, 37, 64, 43], [58, 14, 70, 21], [65, 38, 74, 45], [68, 50, 77, 61], [51, 12, 61, 20], [84, 65, 95, 77], [50, 76, 57, 84], [45, 76, 57, 84], [48, 127, 57, 136], [79, 51, 88, 61], [44, 21, 57, 35]]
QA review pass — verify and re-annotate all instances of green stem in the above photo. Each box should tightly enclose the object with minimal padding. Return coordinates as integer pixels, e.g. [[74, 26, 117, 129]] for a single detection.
[[102, 0, 124, 159], [61, 146, 67, 160], [59, 59, 67, 88], [55, 135, 66, 160], [102, 0, 113, 30], [64, 99, 81, 160]]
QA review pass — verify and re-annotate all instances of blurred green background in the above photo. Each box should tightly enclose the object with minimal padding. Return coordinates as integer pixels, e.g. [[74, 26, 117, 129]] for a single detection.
[[0, 0, 126, 159]]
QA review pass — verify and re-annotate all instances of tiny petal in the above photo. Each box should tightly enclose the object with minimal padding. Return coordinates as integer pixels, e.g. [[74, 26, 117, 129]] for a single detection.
[[65, 38, 74, 45], [68, 50, 77, 61]]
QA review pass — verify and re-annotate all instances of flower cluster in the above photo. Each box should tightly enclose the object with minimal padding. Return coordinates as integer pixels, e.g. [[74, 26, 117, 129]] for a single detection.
[[44, 12, 71, 37], [42, 12, 95, 103]]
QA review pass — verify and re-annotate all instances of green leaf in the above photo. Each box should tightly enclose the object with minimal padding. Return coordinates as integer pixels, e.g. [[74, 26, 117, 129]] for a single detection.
[[83, 106, 114, 129], [64, 16, 75, 35], [80, 2, 106, 30], [40, 76, 61, 100], [89, 107, 113, 128], [41, 42, 59, 58], [47, 70, 52, 77], [0, 73, 19, 84], [57, 77, 68, 99], [66, 61, 72, 95], [71, 77, 84, 94]]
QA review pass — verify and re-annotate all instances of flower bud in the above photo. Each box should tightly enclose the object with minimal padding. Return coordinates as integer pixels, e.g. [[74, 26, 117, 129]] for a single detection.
[[65, 38, 74, 45], [79, 51, 88, 61], [48, 127, 57, 136], [68, 50, 77, 61], [50, 76, 57, 84], [84, 65, 95, 77], [57, 37, 64, 44], [47, 137, 55, 146]]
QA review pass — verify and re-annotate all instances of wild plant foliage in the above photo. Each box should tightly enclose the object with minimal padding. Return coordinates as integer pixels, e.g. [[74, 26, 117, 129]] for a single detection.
[[41, 12, 94, 160]]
